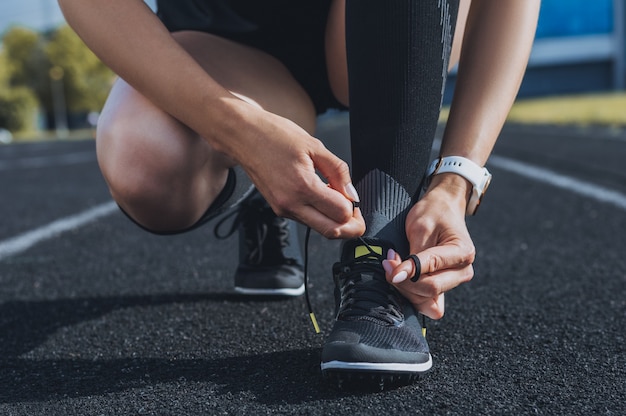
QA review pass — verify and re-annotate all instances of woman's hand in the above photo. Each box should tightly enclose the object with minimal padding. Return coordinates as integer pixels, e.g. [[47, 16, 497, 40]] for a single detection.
[[225, 102, 365, 240], [382, 173, 476, 319]]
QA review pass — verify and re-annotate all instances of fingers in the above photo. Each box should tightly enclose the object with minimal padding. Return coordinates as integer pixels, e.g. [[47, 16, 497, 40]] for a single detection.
[[390, 242, 475, 284], [286, 144, 364, 238], [273, 177, 365, 239], [415, 293, 445, 320], [295, 202, 365, 239], [311, 144, 360, 204], [395, 264, 471, 319], [399, 263, 474, 299], [382, 244, 474, 320], [254, 143, 365, 237], [312, 179, 358, 224]]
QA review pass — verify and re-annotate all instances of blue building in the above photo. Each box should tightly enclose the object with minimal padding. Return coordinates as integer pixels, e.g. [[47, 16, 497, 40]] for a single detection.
[[446, 0, 626, 100], [525, 0, 624, 95]]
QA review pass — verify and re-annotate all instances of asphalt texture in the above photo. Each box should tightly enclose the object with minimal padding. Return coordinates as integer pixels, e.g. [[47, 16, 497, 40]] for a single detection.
[[0, 120, 625, 415]]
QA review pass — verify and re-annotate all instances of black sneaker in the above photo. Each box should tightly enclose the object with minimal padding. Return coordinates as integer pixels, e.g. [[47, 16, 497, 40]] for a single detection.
[[215, 190, 304, 296], [321, 238, 432, 389]]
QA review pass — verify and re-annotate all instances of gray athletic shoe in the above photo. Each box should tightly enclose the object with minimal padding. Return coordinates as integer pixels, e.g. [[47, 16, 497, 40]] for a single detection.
[[321, 238, 431, 390], [215, 190, 304, 296]]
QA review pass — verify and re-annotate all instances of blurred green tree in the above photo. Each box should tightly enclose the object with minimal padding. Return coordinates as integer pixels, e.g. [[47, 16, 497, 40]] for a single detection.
[[0, 49, 9, 84], [1, 25, 114, 129], [0, 87, 38, 133], [2, 27, 45, 90], [45, 25, 114, 113], [0, 34, 38, 132]]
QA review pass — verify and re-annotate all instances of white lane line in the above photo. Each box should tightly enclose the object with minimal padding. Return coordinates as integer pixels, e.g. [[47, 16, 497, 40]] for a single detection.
[[0, 201, 118, 261], [1, 154, 624, 263], [0, 151, 96, 171], [489, 155, 626, 211]]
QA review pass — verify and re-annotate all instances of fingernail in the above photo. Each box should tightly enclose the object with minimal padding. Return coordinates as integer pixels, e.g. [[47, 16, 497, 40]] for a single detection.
[[387, 248, 396, 261], [345, 183, 360, 202], [392, 271, 408, 284], [382, 260, 393, 275]]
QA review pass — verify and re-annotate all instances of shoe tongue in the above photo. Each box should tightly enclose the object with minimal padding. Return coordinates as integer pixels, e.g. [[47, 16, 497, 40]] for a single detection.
[[341, 238, 394, 263], [354, 244, 383, 260], [353, 245, 383, 283], [336, 239, 404, 324]]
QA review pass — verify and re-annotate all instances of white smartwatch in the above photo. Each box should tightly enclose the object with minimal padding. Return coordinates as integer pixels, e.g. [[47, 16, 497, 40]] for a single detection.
[[425, 156, 492, 215]]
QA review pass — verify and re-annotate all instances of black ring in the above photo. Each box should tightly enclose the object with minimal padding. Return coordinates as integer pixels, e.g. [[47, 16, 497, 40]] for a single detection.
[[352, 201, 360, 209], [407, 254, 421, 282]]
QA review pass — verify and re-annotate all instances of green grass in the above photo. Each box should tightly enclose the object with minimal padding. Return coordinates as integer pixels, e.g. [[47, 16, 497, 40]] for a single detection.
[[507, 93, 626, 126], [441, 92, 626, 127]]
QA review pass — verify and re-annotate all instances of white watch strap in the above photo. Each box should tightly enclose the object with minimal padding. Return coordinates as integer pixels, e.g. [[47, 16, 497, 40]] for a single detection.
[[426, 156, 486, 188]]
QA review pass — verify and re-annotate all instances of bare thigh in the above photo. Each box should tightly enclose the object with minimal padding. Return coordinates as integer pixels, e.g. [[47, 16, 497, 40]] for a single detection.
[[97, 31, 317, 233]]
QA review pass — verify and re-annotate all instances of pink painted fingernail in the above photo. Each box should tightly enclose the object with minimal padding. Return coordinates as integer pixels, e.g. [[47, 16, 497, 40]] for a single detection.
[[382, 260, 393, 275], [387, 248, 396, 261], [392, 271, 408, 284], [345, 183, 360, 202]]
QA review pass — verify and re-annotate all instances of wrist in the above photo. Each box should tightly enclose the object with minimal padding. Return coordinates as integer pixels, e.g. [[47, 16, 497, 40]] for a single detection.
[[204, 96, 262, 160], [423, 156, 492, 215], [425, 173, 472, 213]]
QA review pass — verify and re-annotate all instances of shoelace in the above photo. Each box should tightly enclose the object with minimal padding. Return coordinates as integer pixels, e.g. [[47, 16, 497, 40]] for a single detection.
[[214, 200, 290, 265], [334, 254, 404, 324], [216, 198, 426, 335], [303, 226, 426, 336], [303, 227, 400, 332], [303, 226, 319, 332]]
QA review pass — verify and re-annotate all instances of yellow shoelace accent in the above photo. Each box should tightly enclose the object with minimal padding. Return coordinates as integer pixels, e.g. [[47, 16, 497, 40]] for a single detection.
[[309, 312, 320, 334], [304, 226, 320, 334]]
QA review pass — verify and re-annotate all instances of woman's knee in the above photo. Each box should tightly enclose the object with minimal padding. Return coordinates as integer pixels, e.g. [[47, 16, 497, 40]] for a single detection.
[[96, 89, 214, 231]]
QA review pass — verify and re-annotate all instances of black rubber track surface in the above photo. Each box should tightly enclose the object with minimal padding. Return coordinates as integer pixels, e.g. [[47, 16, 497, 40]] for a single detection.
[[1, 122, 624, 415]]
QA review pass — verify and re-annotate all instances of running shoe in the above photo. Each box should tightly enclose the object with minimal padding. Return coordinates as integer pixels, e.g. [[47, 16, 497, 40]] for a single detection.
[[321, 237, 432, 389], [215, 190, 305, 296]]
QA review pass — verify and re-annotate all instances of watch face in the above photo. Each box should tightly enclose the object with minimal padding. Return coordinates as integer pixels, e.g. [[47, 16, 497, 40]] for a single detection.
[[468, 172, 492, 215], [482, 174, 492, 196], [475, 174, 492, 213]]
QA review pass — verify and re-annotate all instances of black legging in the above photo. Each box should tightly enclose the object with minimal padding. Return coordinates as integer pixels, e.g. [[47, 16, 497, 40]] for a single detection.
[[347, 0, 459, 254]]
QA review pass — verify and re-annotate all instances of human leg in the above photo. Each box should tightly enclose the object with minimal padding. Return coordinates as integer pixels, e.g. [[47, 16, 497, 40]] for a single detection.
[[321, 0, 460, 388], [214, 189, 306, 296], [346, 0, 460, 253], [97, 31, 315, 295], [97, 31, 317, 233]]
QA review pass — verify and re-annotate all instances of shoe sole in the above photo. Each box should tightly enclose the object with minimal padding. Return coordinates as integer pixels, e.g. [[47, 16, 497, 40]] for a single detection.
[[321, 355, 432, 391], [321, 355, 432, 373], [234, 284, 305, 297], [322, 368, 429, 391]]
